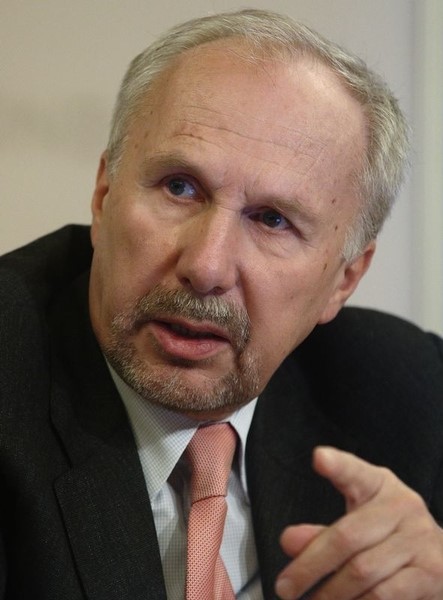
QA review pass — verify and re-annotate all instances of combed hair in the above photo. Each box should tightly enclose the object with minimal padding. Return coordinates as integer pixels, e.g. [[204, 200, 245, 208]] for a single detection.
[[106, 8, 409, 261]]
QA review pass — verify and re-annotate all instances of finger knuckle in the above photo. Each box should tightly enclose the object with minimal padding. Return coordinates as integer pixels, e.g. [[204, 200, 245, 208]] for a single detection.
[[389, 487, 427, 520], [347, 554, 377, 584], [406, 488, 427, 513], [364, 588, 390, 600], [418, 538, 443, 581], [331, 520, 359, 552], [362, 582, 397, 600]]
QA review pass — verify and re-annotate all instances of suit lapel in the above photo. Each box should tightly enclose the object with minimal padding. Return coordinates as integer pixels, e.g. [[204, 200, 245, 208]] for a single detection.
[[53, 422, 166, 600], [247, 353, 356, 599], [49, 273, 167, 600]]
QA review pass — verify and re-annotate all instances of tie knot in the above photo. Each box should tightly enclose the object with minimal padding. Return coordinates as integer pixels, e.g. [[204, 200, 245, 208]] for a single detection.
[[186, 423, 237, 504]]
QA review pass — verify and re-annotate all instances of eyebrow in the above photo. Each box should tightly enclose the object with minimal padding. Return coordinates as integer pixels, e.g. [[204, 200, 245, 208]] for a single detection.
[[140, 151, 204, 179], [140, 150, 322, 226]]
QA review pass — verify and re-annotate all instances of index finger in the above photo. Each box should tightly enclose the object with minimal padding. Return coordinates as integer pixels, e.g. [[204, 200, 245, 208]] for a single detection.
[[313, 446, 387, 511]]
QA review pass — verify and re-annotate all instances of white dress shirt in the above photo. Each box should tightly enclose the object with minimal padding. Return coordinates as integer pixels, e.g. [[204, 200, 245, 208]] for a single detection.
[[109, 366, 264, 599]]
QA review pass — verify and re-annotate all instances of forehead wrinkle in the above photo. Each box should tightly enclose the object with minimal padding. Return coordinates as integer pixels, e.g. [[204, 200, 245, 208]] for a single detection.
[[168, 119, 328, 181], [170, 106, 326, 159], [181, 100, 308, 135], [172, 131, 314, 175], [167, 129, 330, 196], [176, 119, 323, 163], [177, 102, 325, 148]]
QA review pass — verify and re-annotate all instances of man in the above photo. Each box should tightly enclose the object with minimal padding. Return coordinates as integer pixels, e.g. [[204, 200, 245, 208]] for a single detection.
[[1, 8, 442, 600]]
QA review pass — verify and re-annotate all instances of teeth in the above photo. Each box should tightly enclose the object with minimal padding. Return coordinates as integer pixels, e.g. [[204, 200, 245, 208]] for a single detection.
[[169, 323, 215, 339]]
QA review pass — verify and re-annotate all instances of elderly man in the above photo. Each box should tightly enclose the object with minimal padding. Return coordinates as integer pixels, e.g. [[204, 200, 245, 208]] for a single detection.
[[1, 8, 442, 600]]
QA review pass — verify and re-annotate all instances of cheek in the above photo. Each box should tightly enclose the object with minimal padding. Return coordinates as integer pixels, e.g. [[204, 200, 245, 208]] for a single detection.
[[101, 209, 182, 306], [246, 277, 298, 355], [247, 261, 338, 350]]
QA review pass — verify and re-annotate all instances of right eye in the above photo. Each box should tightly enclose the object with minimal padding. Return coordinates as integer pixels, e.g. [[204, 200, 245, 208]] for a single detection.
[[164, 177, 198, 199]]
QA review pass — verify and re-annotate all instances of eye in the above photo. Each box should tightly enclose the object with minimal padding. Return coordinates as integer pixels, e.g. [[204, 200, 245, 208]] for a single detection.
[[249, 208, 292, 230], [165, 177, 198, 199]]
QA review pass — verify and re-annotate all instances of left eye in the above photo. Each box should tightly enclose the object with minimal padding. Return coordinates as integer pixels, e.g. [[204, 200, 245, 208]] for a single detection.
[[165, 177, 197, 198], [250, 209, 291, 230]]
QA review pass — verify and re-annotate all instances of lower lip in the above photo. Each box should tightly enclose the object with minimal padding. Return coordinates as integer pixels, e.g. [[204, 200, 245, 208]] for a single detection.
[[147, 321, 230, 361]]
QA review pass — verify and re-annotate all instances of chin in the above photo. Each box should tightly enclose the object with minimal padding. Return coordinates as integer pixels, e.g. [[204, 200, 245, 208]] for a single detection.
[[108, 348, 261, 417]]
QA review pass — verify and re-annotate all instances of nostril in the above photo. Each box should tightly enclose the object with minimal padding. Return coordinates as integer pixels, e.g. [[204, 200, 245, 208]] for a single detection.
[[179, 275, 227, 297]]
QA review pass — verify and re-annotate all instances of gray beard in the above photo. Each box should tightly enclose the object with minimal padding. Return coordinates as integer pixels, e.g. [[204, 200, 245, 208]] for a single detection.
[[102, 285, 261, 416]]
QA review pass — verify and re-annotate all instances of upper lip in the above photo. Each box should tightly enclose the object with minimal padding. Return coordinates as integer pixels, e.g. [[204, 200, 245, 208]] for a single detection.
[[154, 317, 232, 343]]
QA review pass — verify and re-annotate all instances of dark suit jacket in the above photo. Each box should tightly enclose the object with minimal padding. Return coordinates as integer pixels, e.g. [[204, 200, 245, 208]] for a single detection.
[[1, 225, 443, 600]]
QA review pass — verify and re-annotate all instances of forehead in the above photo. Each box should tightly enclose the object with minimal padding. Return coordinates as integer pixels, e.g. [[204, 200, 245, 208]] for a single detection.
[[149, 43, 362, 125], [126, 41, 367, 201]]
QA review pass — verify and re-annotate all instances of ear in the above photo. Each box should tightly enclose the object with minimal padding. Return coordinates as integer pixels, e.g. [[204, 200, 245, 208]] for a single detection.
[[318, 241, 376, 324], [90, 152, 110, 248]]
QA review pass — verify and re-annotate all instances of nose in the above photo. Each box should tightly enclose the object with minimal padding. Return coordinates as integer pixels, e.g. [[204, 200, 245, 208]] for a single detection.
[[175, 206, 241, 296]]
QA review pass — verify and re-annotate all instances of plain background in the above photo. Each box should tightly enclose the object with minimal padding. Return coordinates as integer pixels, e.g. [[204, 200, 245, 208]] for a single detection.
[[1, 0, 442, 335]]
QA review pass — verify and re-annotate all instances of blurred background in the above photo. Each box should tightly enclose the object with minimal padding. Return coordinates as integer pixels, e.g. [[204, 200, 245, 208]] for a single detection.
[[1, 0, 442, 334]]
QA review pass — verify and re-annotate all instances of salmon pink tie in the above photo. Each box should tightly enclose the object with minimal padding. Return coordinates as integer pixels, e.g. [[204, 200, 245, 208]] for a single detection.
[[185, 423, 237, 600]]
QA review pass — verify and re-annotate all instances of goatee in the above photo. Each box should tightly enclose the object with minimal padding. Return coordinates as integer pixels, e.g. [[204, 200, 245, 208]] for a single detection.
[[103, 285, 261, 416]]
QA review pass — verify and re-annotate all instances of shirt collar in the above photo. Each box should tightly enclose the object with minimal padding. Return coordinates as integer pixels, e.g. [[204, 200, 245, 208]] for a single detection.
[[107, 363, 257, 501]]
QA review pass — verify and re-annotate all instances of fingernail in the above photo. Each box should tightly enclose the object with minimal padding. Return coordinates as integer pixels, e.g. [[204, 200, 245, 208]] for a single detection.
[[275, 576, 295, 599]]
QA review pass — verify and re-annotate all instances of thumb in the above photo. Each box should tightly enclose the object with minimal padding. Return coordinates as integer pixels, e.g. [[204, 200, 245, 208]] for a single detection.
[[313, 446, 385, 511]]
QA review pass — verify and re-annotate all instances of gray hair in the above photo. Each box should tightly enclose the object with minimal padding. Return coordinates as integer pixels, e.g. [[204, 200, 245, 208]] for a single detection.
[[106, 8, 409, 261]]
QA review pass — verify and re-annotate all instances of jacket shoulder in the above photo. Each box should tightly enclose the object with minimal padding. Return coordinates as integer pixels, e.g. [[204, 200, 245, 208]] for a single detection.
[[294, 306, 443, 458], [0, 226, 93, 406], [0, 225, 92, 312], [303, 306, 443, 371]]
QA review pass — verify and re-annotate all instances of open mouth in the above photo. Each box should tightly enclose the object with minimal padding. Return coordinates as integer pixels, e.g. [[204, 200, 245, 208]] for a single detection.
[[160, 321, 227, 342], [163, 323, 225, 340], [145, 318, 231, 362]]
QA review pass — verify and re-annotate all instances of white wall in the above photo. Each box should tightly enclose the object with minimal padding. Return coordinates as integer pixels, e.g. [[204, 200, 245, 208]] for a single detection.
[[412, 0, 443, 335], [1, 0, 441, 334]]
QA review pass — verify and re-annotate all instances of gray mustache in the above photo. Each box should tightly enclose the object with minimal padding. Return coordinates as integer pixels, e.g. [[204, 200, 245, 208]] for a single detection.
[[128, 286, 251, 353]]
